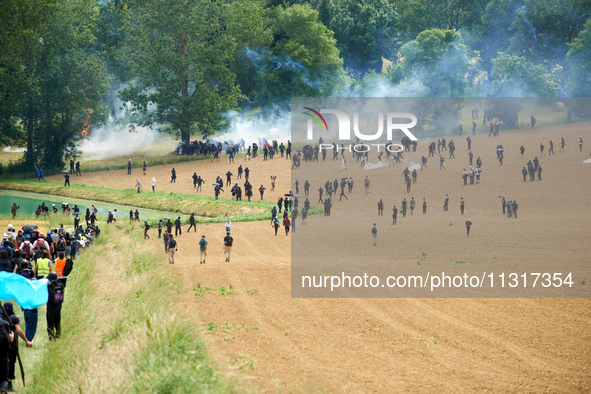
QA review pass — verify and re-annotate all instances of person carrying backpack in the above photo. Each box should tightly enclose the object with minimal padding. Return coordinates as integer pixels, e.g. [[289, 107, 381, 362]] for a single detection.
[[199, 235, 207, 264], [223, 232, 233, 262], [46, 273, 64, 340], [371, 223, 378, 246], [272, 216, 280, 236], [168, 235, 177, 264]]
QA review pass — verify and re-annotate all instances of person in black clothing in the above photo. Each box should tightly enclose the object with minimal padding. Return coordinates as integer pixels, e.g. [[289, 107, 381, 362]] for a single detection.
[[237, 165, 243, 179], [444, 194, 449, 211], [318, 187, 323, 203], [192, 172, 198, 188], [166, 219, 173, 235], [64, 173, 70, 187], [537, 165, 542, 181], [339, 180, 348, 201], [0, 311, 12, 394], [257, 185, 265, 200], [513, 201, 519, 218], [502, 198, 506, 214], [465, 219, 472, 237], [75, 161, 81, 176], [401, 198, 407, 217], [304, 180, 310, 197], [244, 167, 250, 182], [223, 232, 233, 262], [188, 213, 196, 232], [46, 273, 63, 340], [174, 216, 182, 236], [226, 171, 233, 186], [377, 199, 384, 215], [522, 167, 527, 182], [144, 221, 150, 239], [392, 205, 397, 224], [171, 168, 177, 183], [196, 176, 203, 192], [412, 169, 417, 183]]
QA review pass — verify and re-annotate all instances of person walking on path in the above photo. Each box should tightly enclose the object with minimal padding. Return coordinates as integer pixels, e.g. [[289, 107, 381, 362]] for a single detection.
[[143, 220, 150, 239], [199, 235, 207, 264], [223, 232, 233, 262], [151, 177, 157, 192], [168, 235, 177, 264], [136, 178, 142, 193], [174, 216, 182, 236], [466, 219, 472, 237], [188, 213, 196, 232], [371, 223, 378, 246]]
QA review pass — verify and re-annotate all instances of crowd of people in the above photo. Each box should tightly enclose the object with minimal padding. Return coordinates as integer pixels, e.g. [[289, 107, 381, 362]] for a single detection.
[[0, 216, 97, 392], [287, 129, 586, 245]]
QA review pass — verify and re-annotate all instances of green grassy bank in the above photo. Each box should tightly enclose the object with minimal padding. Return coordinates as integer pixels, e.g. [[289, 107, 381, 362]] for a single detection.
[[16, 221, 234, 392]]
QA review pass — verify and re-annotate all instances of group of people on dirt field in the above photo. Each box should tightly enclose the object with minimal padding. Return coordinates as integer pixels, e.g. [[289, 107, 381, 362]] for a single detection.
[[141, 214, 234, 265], [123, 141, 291, 202], [0, 213, 99, 392], [289, 129, 587, 244]]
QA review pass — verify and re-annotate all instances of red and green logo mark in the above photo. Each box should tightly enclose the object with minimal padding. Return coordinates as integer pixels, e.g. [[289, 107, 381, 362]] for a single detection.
[[303, 107, 328, 132]]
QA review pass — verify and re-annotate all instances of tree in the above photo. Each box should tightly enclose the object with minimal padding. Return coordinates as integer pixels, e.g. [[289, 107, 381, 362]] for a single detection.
[[247, 4, 344, 107], [0, 0, 109, 171], [327, 0, 398, 74], [395, 0, 488, 44], [567, 19, 591, 97], [388, 29, 469, 96], [490, 52, 560, 97], [118, 0, 247, 144]]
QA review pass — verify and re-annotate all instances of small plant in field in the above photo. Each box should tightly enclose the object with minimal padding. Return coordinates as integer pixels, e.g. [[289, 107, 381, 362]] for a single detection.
[[238, 355, 257, 370], [284, 331, 289, 336], [434, 339, 438, 344], [454, 260, 466, 264], [222, 320, 233, 333], [422, 252, 426, 257], [223, 337, 229, 342], [254, 326, 260, 330], [582, 279, 587, 285], [247, 288, 258, 295], [204, 322, 218, 334], [194, 282, 214, 297], [449, 222, 453, 226], [218, 284, 237, 296]]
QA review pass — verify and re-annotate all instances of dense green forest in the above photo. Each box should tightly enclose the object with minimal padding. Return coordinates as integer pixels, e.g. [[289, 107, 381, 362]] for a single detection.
[[1, 0, 589, 171]]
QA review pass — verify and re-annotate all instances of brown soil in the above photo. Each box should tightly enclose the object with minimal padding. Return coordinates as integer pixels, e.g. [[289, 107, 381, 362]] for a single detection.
[[50, 123, 591, 391]]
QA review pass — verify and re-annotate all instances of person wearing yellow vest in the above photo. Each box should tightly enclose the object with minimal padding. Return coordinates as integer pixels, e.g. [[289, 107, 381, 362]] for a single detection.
[[54, 252, 67, 291], [34, 250, 52, 279]]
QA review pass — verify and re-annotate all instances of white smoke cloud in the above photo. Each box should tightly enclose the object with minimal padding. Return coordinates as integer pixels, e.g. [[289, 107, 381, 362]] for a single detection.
[[2, 146, 26, 153], [79, 118, 159, 161], [214, 107, 291, 146], [363, 161, 389, 170]]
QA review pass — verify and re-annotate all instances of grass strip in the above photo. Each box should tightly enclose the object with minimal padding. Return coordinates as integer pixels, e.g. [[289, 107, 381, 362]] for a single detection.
[[22, 221, 232, 392]]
